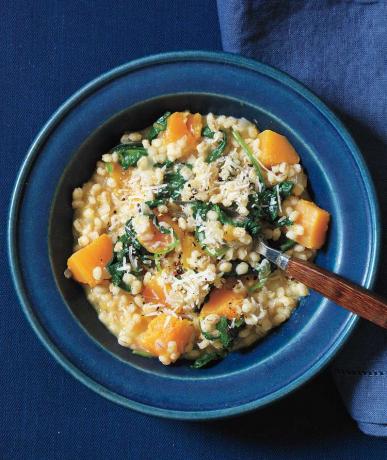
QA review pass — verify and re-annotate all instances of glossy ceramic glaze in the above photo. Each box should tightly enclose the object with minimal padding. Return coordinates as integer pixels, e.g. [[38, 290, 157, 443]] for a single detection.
[[8, 51, 380, 419]]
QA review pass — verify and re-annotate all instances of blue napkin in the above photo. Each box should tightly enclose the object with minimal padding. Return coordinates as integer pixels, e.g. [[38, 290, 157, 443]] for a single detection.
[[217, 0, 387, 436]]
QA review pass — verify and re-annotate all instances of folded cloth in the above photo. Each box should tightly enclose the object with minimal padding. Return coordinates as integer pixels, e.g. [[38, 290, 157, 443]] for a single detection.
[[333, 321, 387, 436], [217, 0, 387, 436]]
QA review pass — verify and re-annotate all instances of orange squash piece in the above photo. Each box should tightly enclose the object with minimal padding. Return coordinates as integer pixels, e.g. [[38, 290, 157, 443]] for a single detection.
[[138, 314, 196, 357], [258, 130, 300, 167], [67, 234, 113, 287], [200, 287, 245, 320], [165, 112, 188, 142], [181, 233, 206, 269], [142, 276, 171, 305], [293, 199, 330, 249], [164, 112, 202, 155]]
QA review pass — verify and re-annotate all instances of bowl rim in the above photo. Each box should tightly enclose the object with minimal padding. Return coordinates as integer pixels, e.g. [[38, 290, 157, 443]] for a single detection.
[[7, 50, 381, 420]]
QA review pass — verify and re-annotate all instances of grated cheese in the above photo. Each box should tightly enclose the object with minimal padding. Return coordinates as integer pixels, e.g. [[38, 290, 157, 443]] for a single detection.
[[73, 112, 313, 365]]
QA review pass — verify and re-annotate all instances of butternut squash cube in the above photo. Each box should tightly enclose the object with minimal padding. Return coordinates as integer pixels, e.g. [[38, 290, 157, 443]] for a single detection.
[[200, 287, 244, 320], [294, 199, 330, 249], [67, 234, 113, 287], [137, 314, 196, 357], [142, 275, 171, 305], [164, 112, 202, 158], [258, 130, 300, 167]]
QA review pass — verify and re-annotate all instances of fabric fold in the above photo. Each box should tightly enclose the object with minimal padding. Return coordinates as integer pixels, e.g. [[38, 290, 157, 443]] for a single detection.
[[217, 0, 387, 436]]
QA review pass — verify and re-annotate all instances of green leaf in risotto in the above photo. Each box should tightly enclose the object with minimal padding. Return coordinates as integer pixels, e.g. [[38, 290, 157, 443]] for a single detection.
[[201, 125, 215, 138], [113, 143, 148, 170], [148, 111, 171, 141], [206, 130, 227, 163]]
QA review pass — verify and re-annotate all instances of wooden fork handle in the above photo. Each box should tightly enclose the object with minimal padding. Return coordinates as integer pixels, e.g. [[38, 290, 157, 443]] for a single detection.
[[286, 258, 387, 329]]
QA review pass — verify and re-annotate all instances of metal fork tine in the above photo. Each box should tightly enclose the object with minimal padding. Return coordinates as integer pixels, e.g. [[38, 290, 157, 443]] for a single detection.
[[257, 239, 290, 271]]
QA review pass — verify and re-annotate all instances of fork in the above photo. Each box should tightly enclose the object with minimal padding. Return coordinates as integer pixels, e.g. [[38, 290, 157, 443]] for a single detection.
[[258, 239, 387, 329]]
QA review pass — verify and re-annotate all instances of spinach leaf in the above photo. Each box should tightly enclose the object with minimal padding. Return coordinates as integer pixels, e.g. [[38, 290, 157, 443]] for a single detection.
[[145, 198, 166, 209], [249, 258, 272, 292], [214, 205, 245, 228], [146, 169, 186, 208], [228, 317, 246, 343], [190, 201, 244, 228], [262, 188, 279, 221], [112, 143, 148, 170], [124, 219, 144, 254], [191, 200, 213, 220], [107, 219, 153, 290], [106, 233, 132, 291], [274, 216, 293, 228], [107, 261, 131, 292], [201, 331, 219, 341], [244, 194, 265, 235], [191, 351, 224, 369], [280, 238, 296, 252], [231, 128, 265, 185], [244, 218, 262, 236], [234, 317, 245, 328], [215, 316, 246, 349], [266, 181, 294, 221], [165, 170, 186, 200], [278, 180, 294, 197], [196, 317, 246, 368], [216, 316, 233, 349], [206, 130, 227, 163], [148, 111, 171, 141], [190, 183, 290, 241], [202, 126, 215, 138], [247, 181, 294, 225]]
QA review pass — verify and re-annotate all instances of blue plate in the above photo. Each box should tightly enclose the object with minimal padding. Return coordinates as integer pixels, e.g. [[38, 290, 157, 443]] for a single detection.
[[8, 51, 380, 420]]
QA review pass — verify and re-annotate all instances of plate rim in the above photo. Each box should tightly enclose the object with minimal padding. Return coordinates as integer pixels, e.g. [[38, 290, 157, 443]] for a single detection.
[[7, 50, 381, 420]]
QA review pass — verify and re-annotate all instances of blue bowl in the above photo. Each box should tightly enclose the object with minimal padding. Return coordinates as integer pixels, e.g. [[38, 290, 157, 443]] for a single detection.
[[8, 51, 380, 420]]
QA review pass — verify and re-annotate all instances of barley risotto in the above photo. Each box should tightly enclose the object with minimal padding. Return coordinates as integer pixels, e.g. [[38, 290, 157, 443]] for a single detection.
[[66, 111, 330, 368]]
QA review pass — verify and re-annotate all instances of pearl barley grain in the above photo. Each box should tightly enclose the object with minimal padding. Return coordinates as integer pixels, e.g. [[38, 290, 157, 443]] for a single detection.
[[248, 252, 260, 264], [236, 262, 249, 275], [237, 248, 247, 260], [218, 261, 232, 273], [72, 188, 83, 200]]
